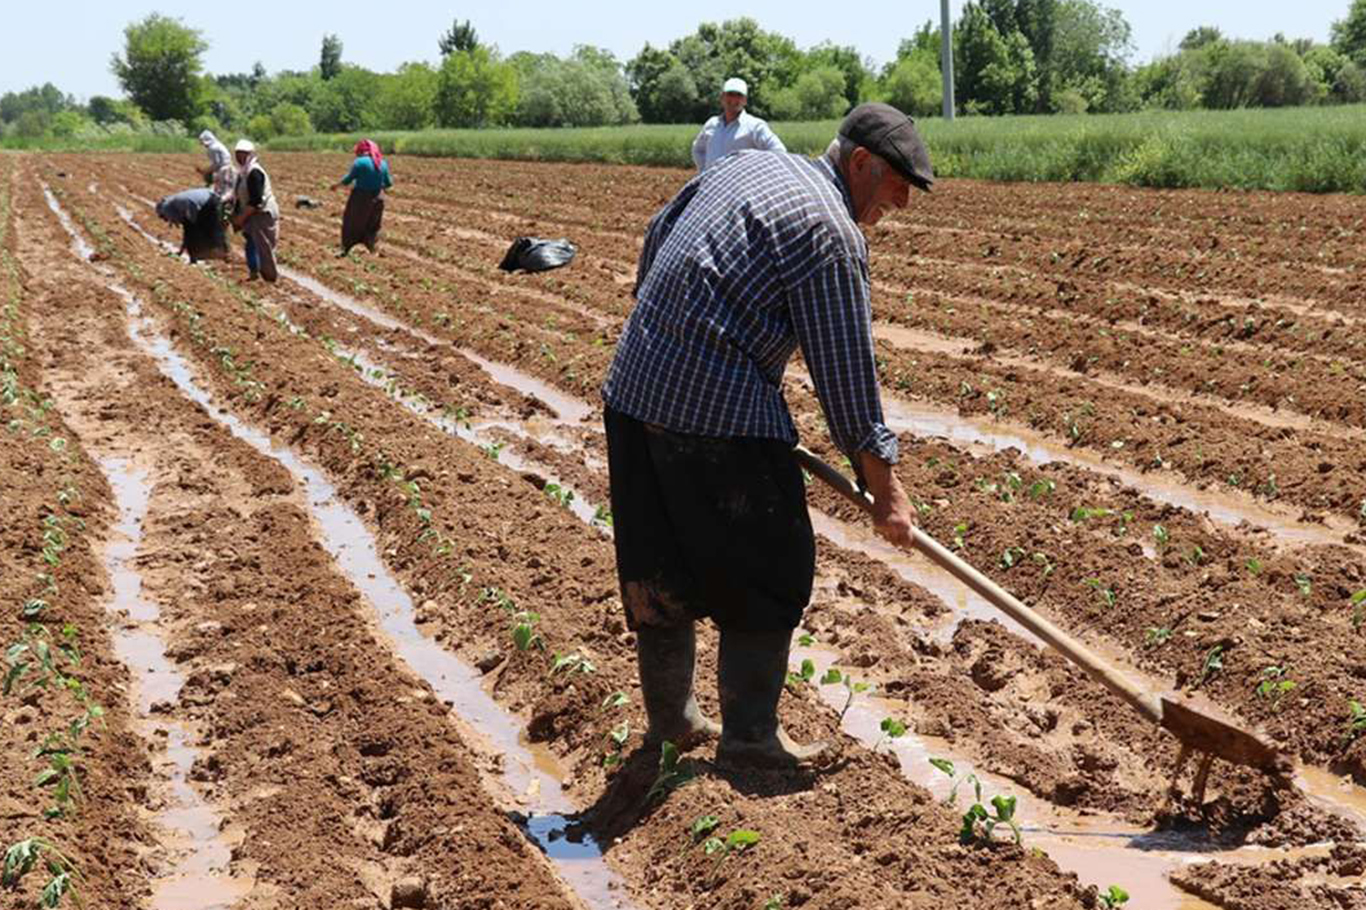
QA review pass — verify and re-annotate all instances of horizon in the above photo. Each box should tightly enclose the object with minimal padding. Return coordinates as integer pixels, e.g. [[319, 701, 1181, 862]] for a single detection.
[[2, 1, 1348, 100]]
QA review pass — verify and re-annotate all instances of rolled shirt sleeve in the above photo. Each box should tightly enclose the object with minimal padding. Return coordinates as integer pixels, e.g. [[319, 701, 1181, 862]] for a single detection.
[[788, 254, 898, 464]]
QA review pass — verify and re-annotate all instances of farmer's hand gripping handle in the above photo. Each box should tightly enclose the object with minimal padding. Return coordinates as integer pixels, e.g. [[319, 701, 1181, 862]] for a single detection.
[[794, 445, 1164, 726]]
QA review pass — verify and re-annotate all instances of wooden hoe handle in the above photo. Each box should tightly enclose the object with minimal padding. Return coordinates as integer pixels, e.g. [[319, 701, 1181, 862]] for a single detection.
[[794, 445, 1164, 726]]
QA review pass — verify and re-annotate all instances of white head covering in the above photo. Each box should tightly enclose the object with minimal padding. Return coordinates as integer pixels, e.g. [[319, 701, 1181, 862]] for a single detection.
[[722, 77, 748, 96], [233, 138, 258, 175]]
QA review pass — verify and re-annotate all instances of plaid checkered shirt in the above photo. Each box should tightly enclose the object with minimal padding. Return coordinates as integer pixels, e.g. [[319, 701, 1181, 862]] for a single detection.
[[602, 149, 898, 464]]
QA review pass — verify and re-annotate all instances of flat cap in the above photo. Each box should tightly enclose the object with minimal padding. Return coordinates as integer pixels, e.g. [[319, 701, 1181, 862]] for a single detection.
[[839, 102, 934, 191]]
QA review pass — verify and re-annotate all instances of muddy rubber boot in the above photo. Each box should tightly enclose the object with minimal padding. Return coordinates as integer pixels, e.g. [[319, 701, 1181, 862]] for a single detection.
[[636, 623, 721, 749], [715, 628, 828, 769]]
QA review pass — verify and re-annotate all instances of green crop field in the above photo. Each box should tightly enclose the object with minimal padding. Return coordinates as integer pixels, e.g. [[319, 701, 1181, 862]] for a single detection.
[[264, 104, 1366, 194]]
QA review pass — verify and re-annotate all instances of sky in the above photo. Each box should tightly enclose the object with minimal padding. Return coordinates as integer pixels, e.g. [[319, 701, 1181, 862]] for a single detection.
[[1, 0, 1351, 100]]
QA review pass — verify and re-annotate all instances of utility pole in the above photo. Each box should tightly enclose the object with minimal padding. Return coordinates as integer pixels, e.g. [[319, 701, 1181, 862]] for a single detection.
[[941, 0, 955, 121]]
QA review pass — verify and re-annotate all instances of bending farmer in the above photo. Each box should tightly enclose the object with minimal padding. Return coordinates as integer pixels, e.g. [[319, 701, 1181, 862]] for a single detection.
[[231, 139, 280, 283], [603, 103, 933, 769], [691, 77, 786, 171], [331, 139, 392, 256], [155, 188, 229, 263]]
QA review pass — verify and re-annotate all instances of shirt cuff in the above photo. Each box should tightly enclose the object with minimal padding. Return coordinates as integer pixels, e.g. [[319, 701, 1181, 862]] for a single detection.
[[849, 422, 899, 465]]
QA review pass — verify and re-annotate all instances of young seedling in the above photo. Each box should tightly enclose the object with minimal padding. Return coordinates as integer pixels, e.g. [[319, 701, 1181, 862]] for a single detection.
[[1145, 626, 1173, 647], [676, 813, 720, 856], [785, 658, 816, 688], [549, 652, 596, 675], [820, 667, 871, 720], [1152, 524, 1170, 548], [511, 611, 542, 652], [592, 504, 613, 528], [929, 757, 976, 807], [1352, 591, 1366, 630], [1345, 700, 1366, 745], [1083, 578, 1116, 608], [603, 719, 630, 768], [1098, 885, 1130, 908], [703, 829, 761, 882], [601, 691, 630, 710], [1255, 666, 1296, 711], [1245, 558, 1263, 575], [763, 895, 786, 910], [952, 522, 969, 551], [543, 483, 575, 509], [646, 740, 696, 803], [1197, 644, 1225, 687], [1294, 573, 1313, 597], [1000, 547, 1026, 569], [1, 837, 82, 906], [875, 717, 907, 753]]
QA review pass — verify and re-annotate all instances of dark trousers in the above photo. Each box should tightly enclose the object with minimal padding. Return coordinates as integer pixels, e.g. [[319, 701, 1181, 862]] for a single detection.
[[605, 408, 815, 633]]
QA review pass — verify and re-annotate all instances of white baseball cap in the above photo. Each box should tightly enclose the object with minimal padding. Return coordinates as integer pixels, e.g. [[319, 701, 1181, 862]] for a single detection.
[[722, 77, 748, 96], [234, 138, 255, 153]]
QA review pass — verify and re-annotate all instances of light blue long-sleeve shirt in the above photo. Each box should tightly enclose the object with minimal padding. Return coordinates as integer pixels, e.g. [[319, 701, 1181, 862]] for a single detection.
[[691, 111, 787, 171]]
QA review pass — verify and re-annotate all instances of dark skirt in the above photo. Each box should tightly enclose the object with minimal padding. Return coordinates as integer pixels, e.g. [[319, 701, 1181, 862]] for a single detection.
[[604, 408, 815, 633], [341, 187, 384, 252], [183, 197, 229, 262]]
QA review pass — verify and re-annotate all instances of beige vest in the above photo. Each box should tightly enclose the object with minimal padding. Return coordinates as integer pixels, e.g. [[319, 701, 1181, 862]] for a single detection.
[[235, 160, 280, 220]]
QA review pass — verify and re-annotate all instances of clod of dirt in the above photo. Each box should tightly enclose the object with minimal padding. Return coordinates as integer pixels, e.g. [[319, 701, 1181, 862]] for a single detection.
[[390, 876, 428, 908]]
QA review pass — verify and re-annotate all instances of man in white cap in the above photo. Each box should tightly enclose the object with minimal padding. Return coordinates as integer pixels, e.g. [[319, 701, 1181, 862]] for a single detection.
[[230, 138, 280, 282], [691, 77, 786, 171]]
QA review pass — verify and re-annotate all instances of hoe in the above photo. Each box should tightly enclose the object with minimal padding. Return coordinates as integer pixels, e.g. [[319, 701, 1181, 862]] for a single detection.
[[794, 445, 1293, 804]]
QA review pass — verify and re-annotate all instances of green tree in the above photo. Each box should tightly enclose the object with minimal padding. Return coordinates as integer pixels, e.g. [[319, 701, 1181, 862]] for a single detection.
[[804, 43, 874, 112], [768, 65, 848, 120], [110, 13, 209, 123], [310, 66, 381, 132], [511, 48, 638, 127], [955, 3, 1025, 113], [0, 83, 74, 124], [1333, 0, 1366, 65], [13, 110, 52, 138], [320, 34, 344, 80], [626, 44, 697, 122], [271, 102, 313, 136], [377, 62, 439, 129], [434, 46, 518, 127], [880, 49, 943, 116], [1050, 0, 1134, 111], [1180, 26, 1224, 51], [438, 18, 479, 56]]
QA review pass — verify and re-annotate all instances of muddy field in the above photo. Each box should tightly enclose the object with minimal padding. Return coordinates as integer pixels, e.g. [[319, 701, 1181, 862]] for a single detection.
[[3, 150, 1366, 910]]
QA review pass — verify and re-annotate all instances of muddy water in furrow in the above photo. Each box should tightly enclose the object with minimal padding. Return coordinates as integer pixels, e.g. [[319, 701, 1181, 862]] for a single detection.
[[50, 187, 635, 909], [100, 458, 252, 909]]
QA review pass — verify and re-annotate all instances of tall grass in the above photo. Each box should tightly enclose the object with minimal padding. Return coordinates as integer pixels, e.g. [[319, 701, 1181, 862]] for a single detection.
[[267, 105, 1366, 193], [0, 134, 197, 153]]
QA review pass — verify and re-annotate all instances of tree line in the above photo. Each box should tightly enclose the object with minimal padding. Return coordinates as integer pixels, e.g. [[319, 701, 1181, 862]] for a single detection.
[[7, 2, 1366, 143]]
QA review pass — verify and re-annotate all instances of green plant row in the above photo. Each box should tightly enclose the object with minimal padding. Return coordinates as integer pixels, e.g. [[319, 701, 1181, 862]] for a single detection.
[[2, 176, 92, 908], [261, 104, 1366, 193]]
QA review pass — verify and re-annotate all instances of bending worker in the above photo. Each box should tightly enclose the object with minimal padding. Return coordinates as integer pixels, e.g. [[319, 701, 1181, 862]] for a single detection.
[[155, 187, 228, 263], [231, 139, 280, 283], [330, 138, 393, 256], [691, 77, 786, 171], [603, 103, 933, 768]]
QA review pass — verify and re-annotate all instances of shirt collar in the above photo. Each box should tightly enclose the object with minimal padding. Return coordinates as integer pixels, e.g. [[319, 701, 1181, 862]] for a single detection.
[[813, 152, 856, 221]]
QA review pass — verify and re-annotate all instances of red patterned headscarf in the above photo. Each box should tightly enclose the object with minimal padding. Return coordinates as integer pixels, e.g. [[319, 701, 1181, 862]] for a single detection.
[[354, 139, 383, 171]]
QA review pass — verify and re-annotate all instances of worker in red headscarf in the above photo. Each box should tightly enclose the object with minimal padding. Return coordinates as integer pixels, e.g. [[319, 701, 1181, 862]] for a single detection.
[[330, 139, 393, 256]]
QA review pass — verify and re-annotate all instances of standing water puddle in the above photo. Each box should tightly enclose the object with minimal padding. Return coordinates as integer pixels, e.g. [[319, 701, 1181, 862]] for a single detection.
[[51, 187, 635, 908], [100, 458, 253, 909]]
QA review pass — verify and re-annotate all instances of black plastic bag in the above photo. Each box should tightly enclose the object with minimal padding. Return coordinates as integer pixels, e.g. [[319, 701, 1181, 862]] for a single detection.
[[498, 237, 577, 273]]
